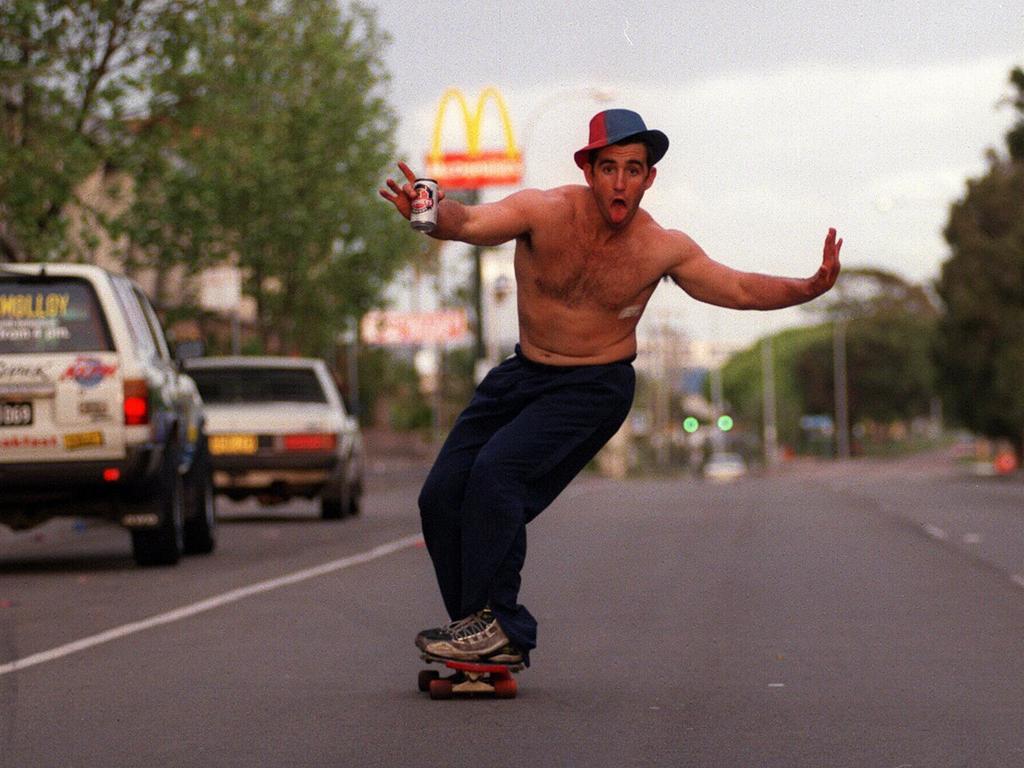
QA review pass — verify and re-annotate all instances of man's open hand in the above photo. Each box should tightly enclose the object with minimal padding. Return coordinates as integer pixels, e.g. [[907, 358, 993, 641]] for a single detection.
[[378, 161, 445, 220], [814, 227, 843, 295]]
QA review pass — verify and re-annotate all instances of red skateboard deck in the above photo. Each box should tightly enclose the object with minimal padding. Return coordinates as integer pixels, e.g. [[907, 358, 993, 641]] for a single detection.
[[418, 653, 523, 699]]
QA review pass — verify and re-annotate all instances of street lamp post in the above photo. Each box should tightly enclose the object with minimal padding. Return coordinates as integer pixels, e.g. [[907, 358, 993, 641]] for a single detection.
[[833, 318, 851, 460], [519, 87, 616, 186]]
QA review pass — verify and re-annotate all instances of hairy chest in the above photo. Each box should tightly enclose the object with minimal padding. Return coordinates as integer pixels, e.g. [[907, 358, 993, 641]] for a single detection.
[[518, 238, 661, 311]]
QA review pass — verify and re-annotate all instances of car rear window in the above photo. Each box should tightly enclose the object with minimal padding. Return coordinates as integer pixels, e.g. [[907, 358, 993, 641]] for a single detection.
[[190, 367, 328, 404], [0, 277, 114, 353]]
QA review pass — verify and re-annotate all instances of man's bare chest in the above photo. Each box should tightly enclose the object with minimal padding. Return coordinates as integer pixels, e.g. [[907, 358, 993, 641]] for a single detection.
[[518, 239, 660, 311]]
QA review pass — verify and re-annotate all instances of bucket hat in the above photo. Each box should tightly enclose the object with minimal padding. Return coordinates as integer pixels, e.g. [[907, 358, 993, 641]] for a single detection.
[[573, 109, 669, 169]]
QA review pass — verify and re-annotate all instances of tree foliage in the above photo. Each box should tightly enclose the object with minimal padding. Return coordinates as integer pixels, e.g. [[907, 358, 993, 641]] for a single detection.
[[722, 268, 940, 451], [720, 324, 831, 449], [794, 313, 938, 425], [793, 268, 939, 427], [118, 0, 416, 354], [2, 1, 417, 358], [0, 0, 187, 261], [935, 67, 1024, 452]]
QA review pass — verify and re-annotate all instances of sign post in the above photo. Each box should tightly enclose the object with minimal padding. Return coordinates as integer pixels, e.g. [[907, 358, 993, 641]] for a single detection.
[[424, 87, 522, 367]]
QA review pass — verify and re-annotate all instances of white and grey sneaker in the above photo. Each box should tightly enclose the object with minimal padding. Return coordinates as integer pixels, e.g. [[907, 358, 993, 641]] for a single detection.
[[415, 615, 478, 652], [484, 642, 524, 665], [420, 608, 511, 661]]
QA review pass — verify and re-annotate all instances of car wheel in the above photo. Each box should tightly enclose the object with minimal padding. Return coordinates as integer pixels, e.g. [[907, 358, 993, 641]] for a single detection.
[[346, 470, 363, 517], [184, 434, 217, 555], [320, 467, 347, 520], [320, 492, 345, 520], [130, 439, 185, 567]]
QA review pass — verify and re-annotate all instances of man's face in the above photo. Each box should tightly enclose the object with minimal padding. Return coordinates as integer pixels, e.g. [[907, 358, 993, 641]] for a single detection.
[[584, 143, 656, 229]]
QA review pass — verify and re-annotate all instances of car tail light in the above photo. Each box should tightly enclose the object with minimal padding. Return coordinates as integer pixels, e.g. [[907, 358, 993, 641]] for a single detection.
[[282, 433, 337, 451], [123, 379, 149, 425]]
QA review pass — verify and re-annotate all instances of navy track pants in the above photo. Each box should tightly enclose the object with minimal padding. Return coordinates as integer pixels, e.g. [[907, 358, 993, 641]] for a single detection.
[[417, 347, 635, 662]]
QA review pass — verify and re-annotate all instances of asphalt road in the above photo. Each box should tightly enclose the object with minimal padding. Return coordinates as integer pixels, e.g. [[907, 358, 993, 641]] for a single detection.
[[2, 450, 1023, 767]]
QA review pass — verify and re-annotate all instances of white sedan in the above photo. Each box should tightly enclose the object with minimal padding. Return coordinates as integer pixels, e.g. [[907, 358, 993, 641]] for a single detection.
[[185, 356, 363, 518], [702, 452, 748, 483]]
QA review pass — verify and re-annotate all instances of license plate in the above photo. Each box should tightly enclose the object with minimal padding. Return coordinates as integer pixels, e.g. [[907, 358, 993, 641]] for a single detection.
[[64, 430, 104, 450], [1, 401, 33, 427], [209, 433, 258, 455]]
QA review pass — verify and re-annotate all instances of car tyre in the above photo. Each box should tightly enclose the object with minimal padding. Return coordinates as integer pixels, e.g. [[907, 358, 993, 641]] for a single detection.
[[320, 467, 348, 520], [183, 433, 217, 555], [131, 439, 185, 567], [320, 491, 346, 520], [347, 471, 363, 517]]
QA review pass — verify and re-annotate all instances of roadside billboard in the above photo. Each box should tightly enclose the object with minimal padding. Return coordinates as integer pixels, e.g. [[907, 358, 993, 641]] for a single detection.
[[360, 309, 470, 347]]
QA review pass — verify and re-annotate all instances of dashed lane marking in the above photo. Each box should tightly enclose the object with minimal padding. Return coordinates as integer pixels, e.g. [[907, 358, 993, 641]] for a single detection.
[[920, 526, 1024, 595], [0, 534, 424, 677]]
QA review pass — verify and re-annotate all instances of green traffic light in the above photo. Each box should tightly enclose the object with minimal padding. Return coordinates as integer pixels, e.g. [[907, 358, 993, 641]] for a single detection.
[[717, 415, 734, 431], [683, 417, 699, 433]]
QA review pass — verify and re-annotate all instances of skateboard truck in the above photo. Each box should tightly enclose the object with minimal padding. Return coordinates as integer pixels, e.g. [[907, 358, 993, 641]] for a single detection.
[[418, 653, 523, 699]]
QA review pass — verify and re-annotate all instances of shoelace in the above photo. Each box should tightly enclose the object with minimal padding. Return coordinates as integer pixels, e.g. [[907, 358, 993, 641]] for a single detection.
[[450, 612, 493, 640], [439, 615, 476, 634]]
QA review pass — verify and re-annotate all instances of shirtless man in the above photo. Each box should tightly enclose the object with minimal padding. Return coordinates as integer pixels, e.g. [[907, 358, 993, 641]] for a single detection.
[[379, 109, 841, 666]]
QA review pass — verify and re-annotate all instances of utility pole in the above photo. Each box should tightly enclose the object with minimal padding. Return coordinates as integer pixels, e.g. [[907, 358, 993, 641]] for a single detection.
[[762, 336, 778, 468], [833, 318, 851, 459], [656, 320, 672, 467]]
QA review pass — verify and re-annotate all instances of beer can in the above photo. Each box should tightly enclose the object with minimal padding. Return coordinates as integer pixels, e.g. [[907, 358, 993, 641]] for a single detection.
[[410, 178, 439, 232]]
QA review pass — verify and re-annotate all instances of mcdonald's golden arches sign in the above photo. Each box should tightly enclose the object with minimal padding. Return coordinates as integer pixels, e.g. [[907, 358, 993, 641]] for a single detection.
[[425, 87, 523, 190]]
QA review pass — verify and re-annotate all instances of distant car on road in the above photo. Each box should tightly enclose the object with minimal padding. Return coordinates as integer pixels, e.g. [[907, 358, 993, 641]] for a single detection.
[[184, 356, 363, 518], [0, 263, 216, 566], [702, 451, 748, 482]]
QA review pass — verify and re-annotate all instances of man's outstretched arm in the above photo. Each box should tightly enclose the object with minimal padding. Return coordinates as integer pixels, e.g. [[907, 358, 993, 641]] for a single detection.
[[667, 228, 842, 310], [379, 161, 533, 247]]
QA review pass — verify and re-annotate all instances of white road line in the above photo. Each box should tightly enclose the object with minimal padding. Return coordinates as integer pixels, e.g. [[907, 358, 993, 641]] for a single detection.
[[923, 524, 948, 541], [1012, 575, 1024, 590], [0, 533, 423, 678]]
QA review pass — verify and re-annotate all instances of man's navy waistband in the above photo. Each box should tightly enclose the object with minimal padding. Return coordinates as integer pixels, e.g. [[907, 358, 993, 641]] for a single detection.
[[513, 344, 636, 371]]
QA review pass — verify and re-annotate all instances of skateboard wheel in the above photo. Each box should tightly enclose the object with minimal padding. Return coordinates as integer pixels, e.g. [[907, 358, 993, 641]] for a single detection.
[[429, 678, 453, 700], [493, 677, 517, 699], [418, 670, 439, 692]]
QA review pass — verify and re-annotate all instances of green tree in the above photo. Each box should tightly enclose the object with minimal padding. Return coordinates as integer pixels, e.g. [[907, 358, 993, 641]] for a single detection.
[[120, 0, 416, 355], [794, 314, 938, 425], [721, 268, 940, 453], [0, 0, 188, 262], [721, 324, 831, 450], [794, 268, 939, 428], [935, 66, 1024, 454]]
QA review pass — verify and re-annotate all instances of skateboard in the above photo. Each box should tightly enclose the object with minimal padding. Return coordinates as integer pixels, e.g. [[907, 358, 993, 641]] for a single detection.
[[418, 653, 523, 699]]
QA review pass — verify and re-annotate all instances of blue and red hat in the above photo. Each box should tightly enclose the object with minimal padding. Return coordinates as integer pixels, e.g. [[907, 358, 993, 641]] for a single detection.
[[573, 109, 669, 169]]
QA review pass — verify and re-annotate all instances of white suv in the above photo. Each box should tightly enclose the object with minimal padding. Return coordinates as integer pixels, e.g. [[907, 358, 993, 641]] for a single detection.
[[0, 263, 216, 565]]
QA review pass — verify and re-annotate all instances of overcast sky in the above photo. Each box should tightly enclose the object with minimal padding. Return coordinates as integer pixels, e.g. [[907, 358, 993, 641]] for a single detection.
[[369, 1, 1024, 346]]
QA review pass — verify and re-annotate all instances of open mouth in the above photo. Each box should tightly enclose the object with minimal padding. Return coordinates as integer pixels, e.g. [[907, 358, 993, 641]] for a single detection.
[[609, 199, 630, 220]]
